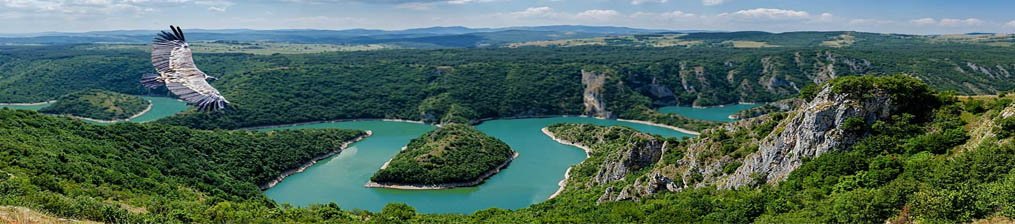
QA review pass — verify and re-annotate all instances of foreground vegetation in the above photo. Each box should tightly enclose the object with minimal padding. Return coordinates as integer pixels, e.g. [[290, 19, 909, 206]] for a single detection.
[[370, 124, 515, 186], [38, 89, 149, 120], [0, 109, 367, 223]]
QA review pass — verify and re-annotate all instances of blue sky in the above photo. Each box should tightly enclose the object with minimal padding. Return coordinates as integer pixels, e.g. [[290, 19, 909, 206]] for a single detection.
[[2, 0, 1014, 34]]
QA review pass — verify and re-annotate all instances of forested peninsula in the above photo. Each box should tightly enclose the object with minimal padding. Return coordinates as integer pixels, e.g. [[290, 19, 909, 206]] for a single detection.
[[38, 89, 150, 121], [368, 124, 517, 189]]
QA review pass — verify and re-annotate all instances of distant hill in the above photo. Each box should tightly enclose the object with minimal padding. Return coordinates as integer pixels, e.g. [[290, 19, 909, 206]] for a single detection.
[[0, 25, 677, 48]]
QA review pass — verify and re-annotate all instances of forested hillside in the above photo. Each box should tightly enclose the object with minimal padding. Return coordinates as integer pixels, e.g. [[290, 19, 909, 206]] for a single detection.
[[0, 109, 366, 223], [3, 42, 1014, 130], [38, 89, 149, 120]]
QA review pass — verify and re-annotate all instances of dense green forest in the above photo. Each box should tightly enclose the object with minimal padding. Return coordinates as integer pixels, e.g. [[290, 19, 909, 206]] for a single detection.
[[2, 41, 1014, 130], [370, 124, 516, 186], [2, 76, 1014, 223], [0, 109, 367, 223], [38, 89, 149, 120]]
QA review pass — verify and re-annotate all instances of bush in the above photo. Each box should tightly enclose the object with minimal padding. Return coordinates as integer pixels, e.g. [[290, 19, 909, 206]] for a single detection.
[[995, 116, 1015, 138], [841, 117, 868, 133]]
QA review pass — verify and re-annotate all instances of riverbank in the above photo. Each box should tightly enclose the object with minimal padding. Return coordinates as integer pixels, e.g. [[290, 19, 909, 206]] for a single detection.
[[541, 127, 592, 200], [616, 119, 701, 135], [364, 152, 520, 190], [55, 100, 154, 124], [377, 146, 407, 170], [260, 131, 373, 190], [0, 100, 56, 106]]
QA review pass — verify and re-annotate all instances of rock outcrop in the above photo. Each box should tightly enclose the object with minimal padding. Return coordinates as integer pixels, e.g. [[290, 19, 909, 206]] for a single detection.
[[582, 70, 612, 118], [593, 140, 666, 185], [718, 86, 893, 188], [598, 80, 909, 202], [600, 170, 680, 202]]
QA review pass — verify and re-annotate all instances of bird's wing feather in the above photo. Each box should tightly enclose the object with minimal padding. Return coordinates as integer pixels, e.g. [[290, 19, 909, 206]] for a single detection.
[[166, 70, 229, 111], [151, 26, 197, 74]]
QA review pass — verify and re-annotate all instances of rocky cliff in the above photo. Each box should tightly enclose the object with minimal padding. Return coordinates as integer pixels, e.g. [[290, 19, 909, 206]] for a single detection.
[[624, 51, 879, 107], [591, 75, 934, 202], [543, 124, 674, 202], [718, 85, 893, 188], [582, 70, 612, 118]]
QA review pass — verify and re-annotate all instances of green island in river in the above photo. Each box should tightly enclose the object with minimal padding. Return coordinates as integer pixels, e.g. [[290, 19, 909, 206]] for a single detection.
[[38, 89, 151, 121], [367, 124, 518, 189]]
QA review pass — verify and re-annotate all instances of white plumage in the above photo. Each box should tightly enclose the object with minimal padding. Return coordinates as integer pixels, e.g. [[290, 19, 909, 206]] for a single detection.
[[141, 25, 229, 111]]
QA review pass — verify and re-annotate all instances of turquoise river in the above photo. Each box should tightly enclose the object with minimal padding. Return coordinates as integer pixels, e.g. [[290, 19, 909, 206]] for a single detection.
[[260, 116, 717, 214], [658, 103, 760, 122], [1, 96, 187, 123]]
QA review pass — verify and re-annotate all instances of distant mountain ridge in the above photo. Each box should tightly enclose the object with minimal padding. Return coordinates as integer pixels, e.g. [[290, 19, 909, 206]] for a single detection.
[[0, 25, 689, 47]]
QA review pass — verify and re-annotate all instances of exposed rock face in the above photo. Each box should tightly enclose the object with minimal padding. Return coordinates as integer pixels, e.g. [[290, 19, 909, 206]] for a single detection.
[[582, 70, 612, 118], [810, 51, 872, 84], [719, 86, 893, 189], [600, 170, 680, 202], [964, 62, 1012, 79], [597, 83, 901, 202], [593, 139, 666, 185]]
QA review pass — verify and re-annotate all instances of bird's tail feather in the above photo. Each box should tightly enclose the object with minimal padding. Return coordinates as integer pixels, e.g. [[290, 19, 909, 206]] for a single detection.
[[140, 73, 164, 89]]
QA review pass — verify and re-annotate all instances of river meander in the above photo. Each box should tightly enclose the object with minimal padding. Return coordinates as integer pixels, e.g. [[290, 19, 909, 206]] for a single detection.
[[261, 117, 694, 214]]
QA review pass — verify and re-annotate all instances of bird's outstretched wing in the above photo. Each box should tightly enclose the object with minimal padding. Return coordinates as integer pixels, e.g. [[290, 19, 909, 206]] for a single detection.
[[166, 70, 230, 111], [151, 25, 229, 111], [152, 25, 195, 73]]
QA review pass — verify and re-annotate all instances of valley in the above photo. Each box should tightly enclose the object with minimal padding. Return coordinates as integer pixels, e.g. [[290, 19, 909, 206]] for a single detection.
[[1, 23, 1014, 223]]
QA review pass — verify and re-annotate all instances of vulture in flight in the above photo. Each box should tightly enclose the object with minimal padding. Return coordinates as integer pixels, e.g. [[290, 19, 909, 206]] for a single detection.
[[141, 25, 229, 111]]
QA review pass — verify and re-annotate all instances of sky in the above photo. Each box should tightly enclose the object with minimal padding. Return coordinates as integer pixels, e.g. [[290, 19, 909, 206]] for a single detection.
[[2, 0, 1014, 34]]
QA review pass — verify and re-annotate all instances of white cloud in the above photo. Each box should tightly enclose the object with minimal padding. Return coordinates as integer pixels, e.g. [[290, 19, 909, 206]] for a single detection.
[[396, 2, 432, 10], [1006, 20, 1015, 28], [508, 6, 554, 18], [630, 0, 666, 5], [575, 9, 619, 21], [723, 8, 810, 19], [910, 18, 937, 25], [939, 18, 983, 26], [196, 0, 234, 12], [911, 17, 983, 26], [631, 10, 695, 20], [849, 18, 895, 26], [446, 0, 495, 4], [702, 0, 725, 6]]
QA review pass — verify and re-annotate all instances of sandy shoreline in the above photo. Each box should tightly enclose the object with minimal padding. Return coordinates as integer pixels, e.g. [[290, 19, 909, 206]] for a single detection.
[[364, 152, 520, 190], [377, 146, 407, 170], [260, 131, 373, 190], [0, 100, 56, 106], [541, 127, 592, 200], [616, 119, 701, 135]]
